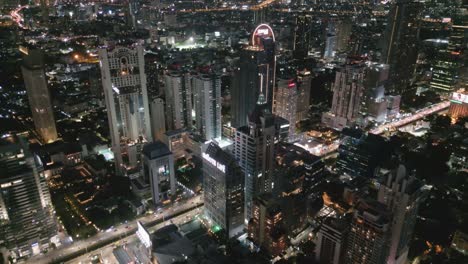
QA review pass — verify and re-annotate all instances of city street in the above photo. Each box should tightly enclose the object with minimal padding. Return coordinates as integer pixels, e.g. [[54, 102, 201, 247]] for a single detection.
[[29, 195, 203, 264]]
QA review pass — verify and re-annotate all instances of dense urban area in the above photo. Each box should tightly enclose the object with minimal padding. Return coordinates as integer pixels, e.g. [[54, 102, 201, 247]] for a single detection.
[[0, 0, 466, 263]]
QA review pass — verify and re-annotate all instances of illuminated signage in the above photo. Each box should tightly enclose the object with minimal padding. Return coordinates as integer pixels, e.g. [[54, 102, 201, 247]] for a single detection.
[[137, 221, 152, 248], [257, 28, 269, 35], [251, 24, 275, 46], [202, 153, 226, 173], [451, 92, 468, 104]]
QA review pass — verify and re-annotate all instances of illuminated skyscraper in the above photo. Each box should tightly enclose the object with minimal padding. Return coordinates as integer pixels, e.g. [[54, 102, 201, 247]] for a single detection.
[[296, 70, 312, 122], [150, 98, 166, 141], [192, 73, 222, 141], [274, 78, 297, 137], [99, 45, 153, 175], [164, 71, 193, 131], [21, 48, 58, 144], [234, 96, 282, 222], [381, 0, 421, 94], [142, 141, 176, 205], [203, 142, 244, 237], [0, 135, 57, 257], [293, 15, 312, 59], [345, 200, 391, 264], [322, 62, 365, 130], [378, 165, 425, 264], [231, 24, 276, 128]]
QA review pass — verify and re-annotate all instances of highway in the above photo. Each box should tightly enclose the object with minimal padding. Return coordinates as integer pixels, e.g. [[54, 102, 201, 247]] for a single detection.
[[66, 206, 204, 264], [29, 195, 203, 264], [369, 100, 450, 135]]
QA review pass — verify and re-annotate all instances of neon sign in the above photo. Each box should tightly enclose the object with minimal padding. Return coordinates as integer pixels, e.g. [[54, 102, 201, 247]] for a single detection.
[[202, 153, 226, 173]]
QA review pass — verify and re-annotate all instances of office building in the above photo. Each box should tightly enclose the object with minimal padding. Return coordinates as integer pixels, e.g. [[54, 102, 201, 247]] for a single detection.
[[337, 128, 389, 178], [234, 97, 277, 222], [345, 200, 391, 264], [378, 165, 425, 264], [164, 71, 193, 131], [248, 194, 287, 256], [231, 24, 276, 128], [274, 78, 297, 137], [192, 73, 222, 141], [315, 217, 349, 264], [293, 15, 313, 59], [296, 70, 312, 122], [142, 141, 176, 205], [203, 142, 244, 238], [381, 0, 421, 94], [150, 98, 166, 141], [21, 48, 58, 143], [99, 45, 153, 175], [322, 62, 365, 130], [448, 90, 468, 123], [0, 135, 57, 257]]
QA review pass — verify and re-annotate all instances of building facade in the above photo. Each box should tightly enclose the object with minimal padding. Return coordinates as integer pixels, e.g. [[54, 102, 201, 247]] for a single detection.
[[192, 73, 222, 141], [0, 135, 57, 257], [164, 71, 193, 131], [99, 45, 153, 175], [203, 142, 244, 238], [142, 141, 176, 205], [231, 24, 276, 128], [274, 78, 297, 137], [21, 48, 58, 143]]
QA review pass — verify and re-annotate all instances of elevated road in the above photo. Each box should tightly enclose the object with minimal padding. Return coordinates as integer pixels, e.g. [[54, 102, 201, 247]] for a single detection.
[[30, 195, 203, 264]]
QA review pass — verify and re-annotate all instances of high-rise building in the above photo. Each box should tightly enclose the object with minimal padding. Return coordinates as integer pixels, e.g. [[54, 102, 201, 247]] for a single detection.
[[142, 141, 176, 205], [99, 45, 153, 175], [337, 128, 389, 179], [293, 15, 313, 59], [231, 24, 276, 128], [234, 97, 277, 222], [322, 62, 365, 130], [164, 71, 193, 131], [381, 0, 421, 94], [192, 73, 222, 141], [248, 194, 287, 256], [21, 48, 58, 143], [274, 78, 297, 137], [0, 135, 57, 257], [296, 70, 312, 122], [378, 165, 425, 264], [203, 142, 244, 238], [345, 200, 391, 264], [315, 217, 349, 264], [150, 98, 166, 141], [429, 23, 466, 94]]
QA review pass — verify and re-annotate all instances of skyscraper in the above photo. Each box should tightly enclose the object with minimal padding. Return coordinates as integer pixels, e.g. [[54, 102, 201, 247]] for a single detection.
[[21, 48, 58, 143], [164, 71, 193, 131], [0, 135, 57, 257], [248, 194, 287, 256], [296, 70, 312, 122], [293, 15, 312, 59], [378, 165, 425, 264], [142, 141, 176, 205], [234, 97, 277, 222], [203, 142, 244, 237], [192, 72, 222, 141], [231, 24, 276, 128], [315, 217, 349, 264], [345, 200, 391, 264], [99, 45, 153, 175], [274, 78, 297, 137], [322, 62, 365, 130], [381, 0, 421, 94], [150, 98, 166, 141]]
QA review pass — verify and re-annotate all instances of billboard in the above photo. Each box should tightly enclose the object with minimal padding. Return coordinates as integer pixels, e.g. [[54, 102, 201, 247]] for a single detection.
[[451, 92, 468, 104], [137, 221, 152, 248]]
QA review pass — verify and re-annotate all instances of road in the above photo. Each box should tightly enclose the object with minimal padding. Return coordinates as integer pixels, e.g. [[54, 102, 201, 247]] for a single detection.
[[29, 195, 203, 264], [370, 101, 450, 135], [66, 206, 204, 264]]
